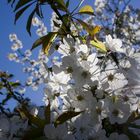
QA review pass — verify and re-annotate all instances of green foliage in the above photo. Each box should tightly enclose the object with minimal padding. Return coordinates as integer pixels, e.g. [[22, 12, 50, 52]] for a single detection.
[[54, 110, 83, 127], [31, 32, 57, 55], [19, 105, 46, 128], [8, 0, 69, 35], [14, 0, 32, 11], [22, 126, 44, 140], [26, 9, 36, 36], [79, 5, 94, 15], [44, 102, 51, 124], [0, 71, 26, 116], [14, 2, 34, 23]]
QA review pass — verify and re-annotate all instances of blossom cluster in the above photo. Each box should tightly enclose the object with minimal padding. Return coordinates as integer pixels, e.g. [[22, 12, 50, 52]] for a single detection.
[[94, 0, 140, 48], [4, 1, 140, 139], [8, 17, 49, 91], [32, 17, 47, 37], [40, 33, 140, 139]]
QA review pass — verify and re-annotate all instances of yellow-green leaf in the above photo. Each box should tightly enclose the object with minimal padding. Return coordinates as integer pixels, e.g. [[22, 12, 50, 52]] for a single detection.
[[31, 32, 57, 55], [42, 32, 57, 55], [90, 25, 101, 36], [90, 39, 107, 53], [79, 5, 94, 15], [77, 19, 101, 36]]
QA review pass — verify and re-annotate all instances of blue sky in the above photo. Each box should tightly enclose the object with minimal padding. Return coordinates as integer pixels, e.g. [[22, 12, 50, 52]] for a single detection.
[[0, 0, 140, 107]]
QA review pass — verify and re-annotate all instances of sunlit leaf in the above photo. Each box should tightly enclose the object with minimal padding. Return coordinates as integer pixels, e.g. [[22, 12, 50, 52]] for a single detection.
[[79, 5, 94, 15], [42, 32, 57, 55], [91, 25, 101, 36], [90, 39, 107, 52], [54, 111, 83, 127], [9, 81, 21, 87], [77, 19, 101, 36], [31, 32, 57, 55]]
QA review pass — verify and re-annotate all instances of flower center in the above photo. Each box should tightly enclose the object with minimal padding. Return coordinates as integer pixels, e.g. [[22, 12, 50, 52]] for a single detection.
[[77, 95, 84, 101], [112, 109, 119, 116], [108, 74, 114, 81]]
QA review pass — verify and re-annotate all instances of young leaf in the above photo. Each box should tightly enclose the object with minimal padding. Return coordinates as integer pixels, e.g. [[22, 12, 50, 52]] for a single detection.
[[79, 5, 94, 15], [31, 32, 57, 55], [54, 111, 83, 127], [42, 32, 57, 55], [77, 19, 101, 36], [90, 39, 107, 53]]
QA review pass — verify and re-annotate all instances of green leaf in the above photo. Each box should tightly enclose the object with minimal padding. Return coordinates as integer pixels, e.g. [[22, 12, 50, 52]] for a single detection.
[[55, 0, 67, 11], [77, 19, 101, 36], [7, 0, 13, 3], [31, 37, 44, 51], [90, 39, 107, 53], [2, 95, 12, 105], [22, 127, 44, 140], [14, 0, 32, 11], [19, 106, 46, 128], [14, 2, 33, 23], [33, 136, 47, 140], [124, 128, 140, 140], [8, 0, 16, 7], [9, 81, 21, 87], [54, 111, 83, 127], [26, 9, 36, 36], [31, 32, 57, 55], [79, 5, 94, 15], [42, 32, 57, 55], [77, 19, 92, 34], [66, 0, 70, 8], [129, 123, 140, 129], [56, 0, 66, 8], [35, 4, 43, 18], [53, 20, 61, 28], [0, 82, 3, 90], [44, 102, 51, 124]]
